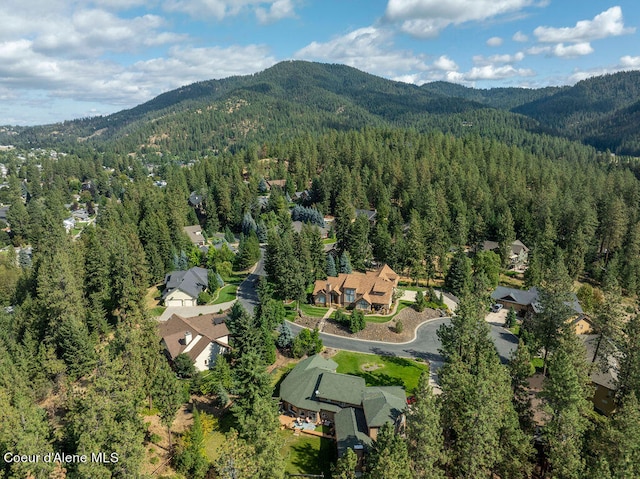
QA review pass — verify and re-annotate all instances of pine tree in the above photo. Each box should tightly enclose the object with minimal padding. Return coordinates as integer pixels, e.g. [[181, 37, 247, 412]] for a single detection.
[[153, 362, 183, 448], [605, 392, 640, 478], [617, 312, 640, 401], [215, 430, 258, 479], [438, 296, 533, 478], [276, 322, 294, 349], [365, 422, 411, 479], [340, 251, 353, 274], [326, 254, 337, 277], [406, 372, 445, 479], [444, 250, 471, 297], [414, 290, 426, 312], [541, 335, 593, 479], [509, 340, 535, 431], [332, 448, 358, 479]]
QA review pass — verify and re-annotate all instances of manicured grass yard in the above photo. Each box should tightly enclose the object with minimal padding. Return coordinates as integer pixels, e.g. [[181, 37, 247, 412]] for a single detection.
[[211, 284, 238, 305], [203, 409, 334, 477], [364, 300, 412, 323], [284, 303, 330, 320], [332, 351, 429, 394], [280, 431, 335, 477]]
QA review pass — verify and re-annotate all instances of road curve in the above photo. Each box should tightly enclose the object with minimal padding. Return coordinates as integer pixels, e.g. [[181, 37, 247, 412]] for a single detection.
[[286, 317, 518, 372]]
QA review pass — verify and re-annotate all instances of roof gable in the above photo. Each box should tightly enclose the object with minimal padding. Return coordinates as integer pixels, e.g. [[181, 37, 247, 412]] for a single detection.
[[163, 267, 209, 299], [158, 312, 229, 361]]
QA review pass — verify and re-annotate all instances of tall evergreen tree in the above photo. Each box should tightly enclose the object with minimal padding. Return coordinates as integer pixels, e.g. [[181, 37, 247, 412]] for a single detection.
[[406, 372, 445, 479], [326, 253, 337, 277], [365, 422, 411, 479], [541, 334, 593, 479]]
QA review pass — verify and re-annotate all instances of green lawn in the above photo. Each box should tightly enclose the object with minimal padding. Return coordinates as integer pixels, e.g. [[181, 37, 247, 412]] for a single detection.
[[332, 351, 429, 394], [203, 409, 335, 477], [203, 412, 239, 463], [322, 237, 337, 245], [300, 303, 330, 318], [364, 300, 412, 323], [280, 431, 335, 477], [284, 303, 329, 320], [222, 272, 248, 286], [211, 284, 238, 305], [148, 306, 166, 318]]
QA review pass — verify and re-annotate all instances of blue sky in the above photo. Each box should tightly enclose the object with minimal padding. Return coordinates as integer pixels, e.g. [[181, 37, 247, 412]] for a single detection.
[[1, 0, 639, 125]]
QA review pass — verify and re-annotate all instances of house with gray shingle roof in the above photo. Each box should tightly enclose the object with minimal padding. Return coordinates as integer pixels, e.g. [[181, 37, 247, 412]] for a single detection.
[[279, 354, 406, 461], [491, 286, 583, 317], [162, 267, 209, 307]]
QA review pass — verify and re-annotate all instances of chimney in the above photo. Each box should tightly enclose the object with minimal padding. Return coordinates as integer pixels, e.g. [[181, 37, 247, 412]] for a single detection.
[[184, 331, 192, 345], [326, 282, 332, 307]]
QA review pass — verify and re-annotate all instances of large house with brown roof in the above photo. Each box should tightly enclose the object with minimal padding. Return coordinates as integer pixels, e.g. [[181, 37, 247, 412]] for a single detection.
[[312, 265, 399, 313], [158, 313, 229, 371]]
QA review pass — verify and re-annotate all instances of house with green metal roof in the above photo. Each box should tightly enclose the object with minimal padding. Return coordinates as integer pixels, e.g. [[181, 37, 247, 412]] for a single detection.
[[279, 354, 407, 461]]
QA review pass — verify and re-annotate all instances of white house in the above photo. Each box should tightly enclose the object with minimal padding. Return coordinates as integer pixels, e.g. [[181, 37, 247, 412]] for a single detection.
[[158, 313, 229, 371], [162, 267, 209, 307]]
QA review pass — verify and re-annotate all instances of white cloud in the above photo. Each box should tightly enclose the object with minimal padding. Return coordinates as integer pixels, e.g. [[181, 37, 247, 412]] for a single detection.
[[31, 10, 182, 58], [552, 42, 593, 58], [164, 0, 299, 22], [464, 64, 535, 80], [433, 55, 459, 71], [621, 55, 640, 68], [473, 52, 525, 65], [256, 0, 296, 24], [384, 0, 538, 37], [294, 27, 429, 76], [487, 36, 503, 47], [0, 39, 276, 108], [512, 31, 528, 42], [534, 6, 634, 43]]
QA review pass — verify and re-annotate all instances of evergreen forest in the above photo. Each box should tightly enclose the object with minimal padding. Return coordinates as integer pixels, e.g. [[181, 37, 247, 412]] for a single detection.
[[1, 61, 640, 478]]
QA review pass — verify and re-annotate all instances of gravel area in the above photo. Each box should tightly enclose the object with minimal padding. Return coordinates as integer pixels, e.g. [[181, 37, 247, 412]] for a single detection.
[[294, 307, 441, 343]]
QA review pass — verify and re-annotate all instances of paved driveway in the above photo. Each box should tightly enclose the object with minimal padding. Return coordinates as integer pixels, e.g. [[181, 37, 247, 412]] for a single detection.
[[236, 248, 265, 315]]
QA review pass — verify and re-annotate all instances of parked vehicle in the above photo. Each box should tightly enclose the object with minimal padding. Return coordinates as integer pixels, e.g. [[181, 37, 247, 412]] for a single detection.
[[491, 303, 504, 313]]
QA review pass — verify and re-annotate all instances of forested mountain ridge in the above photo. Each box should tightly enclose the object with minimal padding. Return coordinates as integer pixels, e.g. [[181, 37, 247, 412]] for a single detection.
[[512, 70, 640, 154], [3, 61, 640, 155], [420, 81, 566, 110]]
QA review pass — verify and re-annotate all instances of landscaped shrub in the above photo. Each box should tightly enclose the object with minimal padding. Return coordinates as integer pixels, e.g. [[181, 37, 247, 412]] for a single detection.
[[395, 320, 404, 334], [349, 310, 366, 333], [197, 291, 212, 305], [414, 290, 426, 312]]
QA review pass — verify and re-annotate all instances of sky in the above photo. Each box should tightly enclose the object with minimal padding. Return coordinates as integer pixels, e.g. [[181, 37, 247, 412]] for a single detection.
[[1, 0, 639, 125]]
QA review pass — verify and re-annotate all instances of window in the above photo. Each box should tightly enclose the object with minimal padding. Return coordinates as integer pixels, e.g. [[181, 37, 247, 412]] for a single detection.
[[317, 295, 325, 304], [345, 289, 355, 303]]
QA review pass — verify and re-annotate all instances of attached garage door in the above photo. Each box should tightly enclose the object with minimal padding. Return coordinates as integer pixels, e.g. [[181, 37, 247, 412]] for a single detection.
[[166, 299, 184, 307]]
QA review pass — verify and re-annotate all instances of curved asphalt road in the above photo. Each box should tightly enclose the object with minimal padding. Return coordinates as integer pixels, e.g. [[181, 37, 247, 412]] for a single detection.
[[287, 318, 518, 372], [236, 249, 518, 371]]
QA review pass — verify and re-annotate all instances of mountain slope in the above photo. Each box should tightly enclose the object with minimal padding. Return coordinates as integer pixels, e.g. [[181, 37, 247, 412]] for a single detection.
[[513, 70, 640, 154], [4, 62, 640, 156]]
